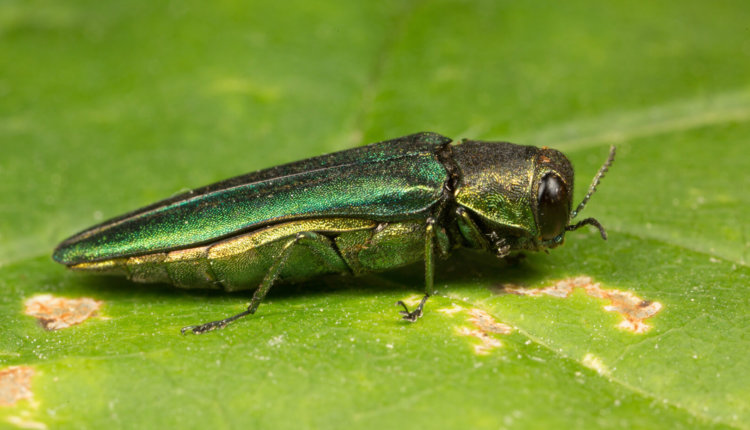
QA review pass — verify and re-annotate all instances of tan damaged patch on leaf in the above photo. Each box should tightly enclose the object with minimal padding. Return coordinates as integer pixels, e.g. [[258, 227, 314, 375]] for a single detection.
[[438, 303, 464, 316], [497, 276, 662, 333], [468, 309, 513, 335], [6, 416, 47, 430], [24, 294, 101, 330], [457, 309, 513, 354], [0, 366, 33, 407], [582, 353, 610, 376]]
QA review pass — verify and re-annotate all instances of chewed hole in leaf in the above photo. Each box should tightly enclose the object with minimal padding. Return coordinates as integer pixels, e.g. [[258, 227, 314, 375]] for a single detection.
[[495, 276, 662, 333], [24, 294, 101, 330]]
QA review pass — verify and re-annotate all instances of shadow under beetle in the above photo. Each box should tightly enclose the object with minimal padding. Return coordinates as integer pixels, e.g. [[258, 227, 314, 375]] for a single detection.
[[53, 132, 615, 334]]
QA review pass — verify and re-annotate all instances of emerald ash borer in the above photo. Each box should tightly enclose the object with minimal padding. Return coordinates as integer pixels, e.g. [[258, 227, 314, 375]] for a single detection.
[[53, 132, 615, 334]]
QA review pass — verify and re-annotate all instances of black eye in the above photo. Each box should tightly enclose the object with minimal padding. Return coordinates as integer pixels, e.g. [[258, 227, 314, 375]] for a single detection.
[[537, 173, 569, 240]]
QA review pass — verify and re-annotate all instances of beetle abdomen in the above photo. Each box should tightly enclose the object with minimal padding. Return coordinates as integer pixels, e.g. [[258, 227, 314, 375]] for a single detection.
[[71, 218, 376, 291]]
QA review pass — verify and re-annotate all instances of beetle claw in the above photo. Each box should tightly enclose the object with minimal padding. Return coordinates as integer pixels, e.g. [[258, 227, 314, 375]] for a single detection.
[[181, 322, 223, 335], [400, 310, 422, 322], [496, 244, 511, 259], [181, 309, 252, 334], [181, 318, 233, 334], [395, 295, 429, 322], [396, 300, 422, 321], [181, 326, 199, 335]]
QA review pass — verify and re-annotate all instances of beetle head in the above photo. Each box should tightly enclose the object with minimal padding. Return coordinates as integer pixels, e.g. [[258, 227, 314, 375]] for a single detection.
[[452, 141, 614, 253], [532, 147, 575, 247], [534, 145, 616, 249]]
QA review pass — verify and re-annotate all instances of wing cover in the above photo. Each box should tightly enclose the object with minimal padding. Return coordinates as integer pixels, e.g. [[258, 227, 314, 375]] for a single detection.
[[54, 133, 451, 264]]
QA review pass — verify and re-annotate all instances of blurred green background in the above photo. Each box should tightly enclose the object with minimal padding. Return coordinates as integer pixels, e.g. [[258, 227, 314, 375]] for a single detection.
[[1, 1, 748, 429]]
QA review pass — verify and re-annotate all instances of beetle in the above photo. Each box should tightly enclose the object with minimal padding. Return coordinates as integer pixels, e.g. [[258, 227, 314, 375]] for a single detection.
[[53, 132, 615, 334]]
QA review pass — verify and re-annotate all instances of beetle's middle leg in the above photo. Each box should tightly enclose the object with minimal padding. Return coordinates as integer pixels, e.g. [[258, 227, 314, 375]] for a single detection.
[[396, 218, 437, 322], [182, 232, 340, 334]]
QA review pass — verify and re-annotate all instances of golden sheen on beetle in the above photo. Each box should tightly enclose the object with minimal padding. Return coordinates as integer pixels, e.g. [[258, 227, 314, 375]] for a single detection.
[[53, 132, 615, 334]]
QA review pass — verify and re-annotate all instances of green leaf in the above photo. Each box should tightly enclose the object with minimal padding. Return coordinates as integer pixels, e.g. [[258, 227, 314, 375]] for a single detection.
[[1, 0, 747, 428]]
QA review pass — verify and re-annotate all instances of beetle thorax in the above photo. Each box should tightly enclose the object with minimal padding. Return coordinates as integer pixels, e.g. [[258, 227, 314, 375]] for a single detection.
[[450, 140, 575, 252]]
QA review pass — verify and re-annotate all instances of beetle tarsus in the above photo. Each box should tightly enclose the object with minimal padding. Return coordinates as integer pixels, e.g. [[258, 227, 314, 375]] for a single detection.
[[396, 294, 430, 322], [181, 309, 252, 335], [495, 241, 511, 259]]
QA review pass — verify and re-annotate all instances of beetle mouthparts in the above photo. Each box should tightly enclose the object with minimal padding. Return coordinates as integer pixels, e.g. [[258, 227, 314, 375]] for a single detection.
[[566, 217, 607, 240], [570, 146, 616, 220]]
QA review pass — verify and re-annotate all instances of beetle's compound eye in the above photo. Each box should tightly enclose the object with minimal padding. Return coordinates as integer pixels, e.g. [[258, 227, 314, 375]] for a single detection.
[[537, 173, 569, 240]]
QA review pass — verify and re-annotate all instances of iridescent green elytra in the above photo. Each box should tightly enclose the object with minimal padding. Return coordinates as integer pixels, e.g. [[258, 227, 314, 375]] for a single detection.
[[53, 132, 615, 334]]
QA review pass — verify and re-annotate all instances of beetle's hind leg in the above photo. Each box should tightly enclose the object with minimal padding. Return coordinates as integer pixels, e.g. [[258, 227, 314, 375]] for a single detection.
[[396, 218, 437, 322], [182, 232, 340, 334]]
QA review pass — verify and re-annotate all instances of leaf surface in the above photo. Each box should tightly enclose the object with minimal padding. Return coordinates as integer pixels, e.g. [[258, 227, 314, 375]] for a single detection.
[[1, 1, 747, 428]]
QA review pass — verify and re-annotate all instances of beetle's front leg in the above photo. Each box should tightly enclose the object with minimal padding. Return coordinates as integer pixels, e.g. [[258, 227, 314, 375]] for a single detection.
[[396, 218, 437, 322]]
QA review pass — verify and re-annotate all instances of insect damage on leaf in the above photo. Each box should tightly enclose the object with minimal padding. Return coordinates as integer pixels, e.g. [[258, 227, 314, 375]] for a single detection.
[[453, 308, 513, 355], [24, 294, 101, 330], [437, 303, 464, 316], [582, 353, 610, 376], [0, 366, 33, 407], [496, 276, 662, 333], [467, 308, 513, 335]]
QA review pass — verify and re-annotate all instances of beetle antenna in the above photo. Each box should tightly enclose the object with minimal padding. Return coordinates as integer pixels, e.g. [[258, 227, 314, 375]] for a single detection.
[[566, 217, 607, 240], [570, 145, 616, 219]]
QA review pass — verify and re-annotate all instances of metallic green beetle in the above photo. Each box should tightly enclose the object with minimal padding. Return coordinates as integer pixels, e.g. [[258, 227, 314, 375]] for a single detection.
[[53, 132, 615, 334]]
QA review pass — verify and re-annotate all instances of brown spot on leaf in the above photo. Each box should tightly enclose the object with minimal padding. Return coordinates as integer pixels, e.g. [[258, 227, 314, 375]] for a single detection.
[[467, 309, 513, 335], [458, 327, 502, 354], [24, 294, 101, 330], [457, 308, 513, 354], [0, 366, 33, 407], [496, 276, 662, 333]]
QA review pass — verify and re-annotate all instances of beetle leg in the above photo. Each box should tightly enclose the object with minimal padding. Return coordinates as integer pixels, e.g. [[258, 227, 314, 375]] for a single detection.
[[455, 207, 491, 250], [182, 232, 335, 334], [396, 217, 437, 322]]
